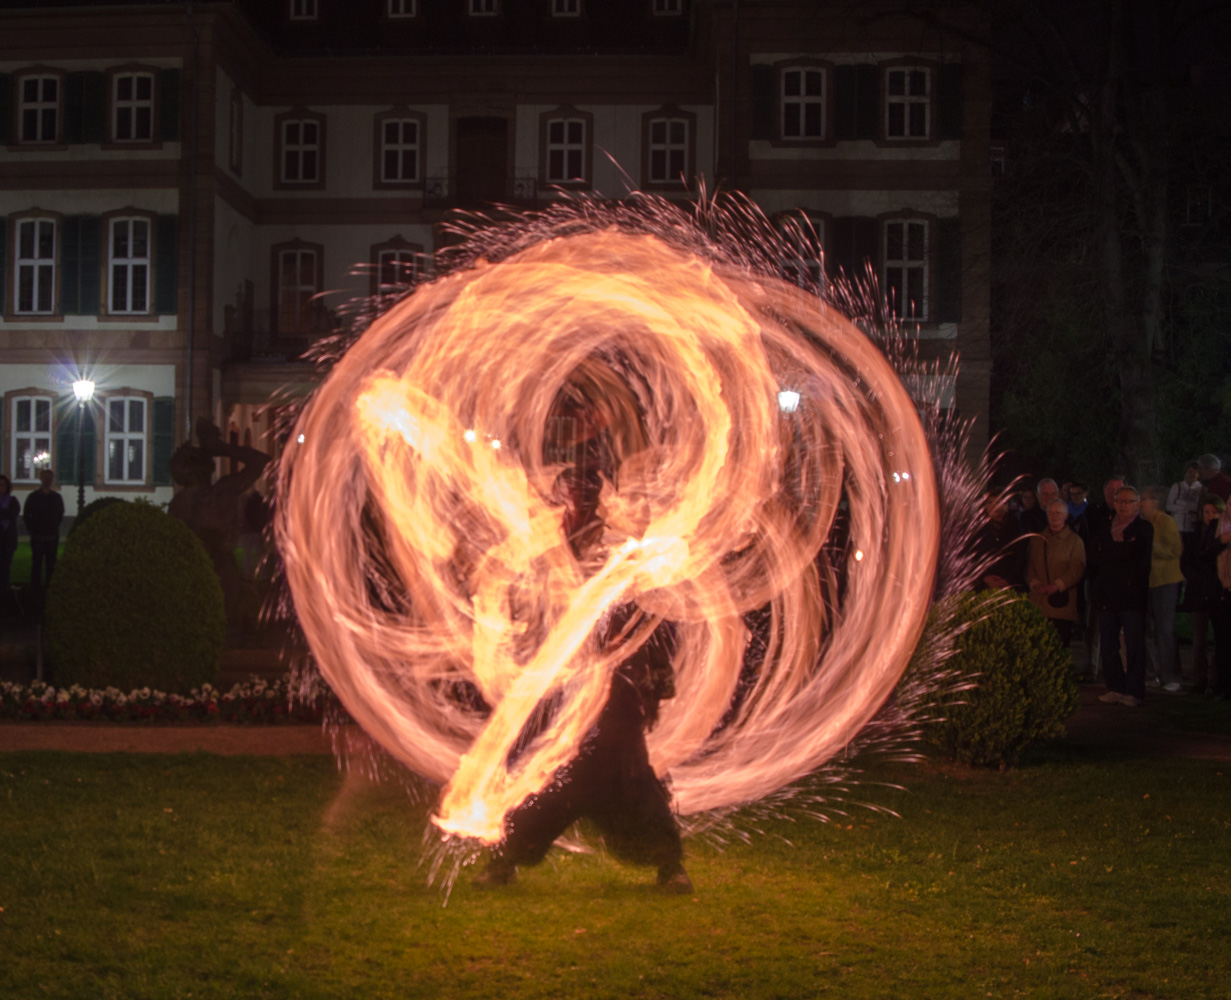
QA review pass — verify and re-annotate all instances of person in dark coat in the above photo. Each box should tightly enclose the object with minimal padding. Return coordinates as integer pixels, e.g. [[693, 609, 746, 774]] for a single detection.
[[1185, 497, 1226, 694], [977, 492, 1026, 591], [0, 475, 20, 606], [1087, 486, 1153, 706], [22, 469, 64, 591]]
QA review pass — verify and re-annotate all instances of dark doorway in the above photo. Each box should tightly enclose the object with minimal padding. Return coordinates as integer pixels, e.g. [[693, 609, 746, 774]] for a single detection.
[[455, 116, 508, 205]]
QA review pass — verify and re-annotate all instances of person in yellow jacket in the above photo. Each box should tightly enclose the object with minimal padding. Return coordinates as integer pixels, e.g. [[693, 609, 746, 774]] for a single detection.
[[1140, 485, 1185, 692], [1027, 498, 1086, 647]]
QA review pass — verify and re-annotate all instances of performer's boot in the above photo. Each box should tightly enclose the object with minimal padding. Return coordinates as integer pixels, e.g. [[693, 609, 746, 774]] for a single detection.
[[473, 856, 517, 887], [656, 860, 693, 894]]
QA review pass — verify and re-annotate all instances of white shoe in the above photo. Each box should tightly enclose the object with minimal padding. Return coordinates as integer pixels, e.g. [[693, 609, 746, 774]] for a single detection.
[[1121, 694, 1142, 707], [1161, 682, 1182, 693], [1098, 691, 1122, 704]]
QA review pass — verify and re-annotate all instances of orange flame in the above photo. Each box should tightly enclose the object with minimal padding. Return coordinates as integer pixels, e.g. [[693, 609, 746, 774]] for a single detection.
[[277, 231, 938, 844]]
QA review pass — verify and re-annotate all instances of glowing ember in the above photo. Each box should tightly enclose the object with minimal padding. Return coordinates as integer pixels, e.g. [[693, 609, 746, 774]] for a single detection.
[[277, 228, 939, 845]]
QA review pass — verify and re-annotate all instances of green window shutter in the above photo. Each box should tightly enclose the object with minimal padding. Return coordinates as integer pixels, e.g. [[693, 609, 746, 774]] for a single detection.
[[62, 216, 101, 316], [152, 397, 176, 486], [852, 216, 879, 282], [155, 215, 179, 315], [60, 216, 82, 315], [64, 72, 104, 144], [749, 63, 775, 141], [56, 414, 77, 486], [834, 65, 856, 140], [159, 68, 181, 142], [81, 72, 105, 143], [0, 74, 12, 144], [855, 65, 880, 140], [824, 215, 854, 281], [78, 216, 101, 316], [935, 216, 962, 323], [0, 216, 6, 315], [937, 63, 963, 141]]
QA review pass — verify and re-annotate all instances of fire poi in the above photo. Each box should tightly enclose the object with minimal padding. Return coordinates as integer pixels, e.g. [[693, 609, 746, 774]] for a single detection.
[[275, 201, 941, 855]]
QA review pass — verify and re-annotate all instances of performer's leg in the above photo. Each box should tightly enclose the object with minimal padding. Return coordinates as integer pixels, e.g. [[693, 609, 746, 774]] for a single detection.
[[478, 768, 584, 885]]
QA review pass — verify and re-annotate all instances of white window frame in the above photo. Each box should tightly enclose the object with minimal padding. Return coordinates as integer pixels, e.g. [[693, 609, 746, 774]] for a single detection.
[[376, 248, 419, 299], [18, 75, 59, 144], [652, 0, 683, 14], [277, 247, 319, 334], [387, 0, 416, 15], [108, 217, 152, 315], [781, 67, 825, 140], [886, 66, 930, 140], [113, 72, 155, 142], [552, 0, 581, 15], [104, 396, 147, 485], [14, 218, 57, 316], [380, 118, 420, 183], [289, 0, 319, 20], [647, 117, 688, 183], [10, 395, 54, 484], [546, 117, 586, 183], [469, 0, 498, 14], [281, 118, 321, 183], [883, 219, 928, 321]]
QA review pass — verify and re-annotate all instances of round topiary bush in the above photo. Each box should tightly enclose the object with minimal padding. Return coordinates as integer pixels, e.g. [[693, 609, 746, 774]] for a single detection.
[[69, 495, 126, 535], [913, 591, 1079, 768], [47, 500, 226, 691]]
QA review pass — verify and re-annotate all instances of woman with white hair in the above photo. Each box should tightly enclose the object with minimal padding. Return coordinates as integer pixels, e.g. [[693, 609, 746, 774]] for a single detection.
[[1027, 498, 1086, 647]]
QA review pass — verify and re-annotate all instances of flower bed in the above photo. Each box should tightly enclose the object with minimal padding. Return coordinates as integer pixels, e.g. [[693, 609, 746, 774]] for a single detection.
[[0, 676, 324, 725]]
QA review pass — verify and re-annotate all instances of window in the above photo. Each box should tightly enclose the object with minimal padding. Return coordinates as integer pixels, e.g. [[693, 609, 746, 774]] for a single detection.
[[387, 0, 416, 14], [381, 119, 420, 183], [280, 117, 321, 184], [108, 218, 151, 315], [647, 117, 688, 184], [781, 67, 824, 139], [469, 0, 498, 14], [883, 219, 928, 320], [105, 397, 146, 484], [228, 89, 244, 175], [275, 245, 321, 334], [777, 213, 825, 291], [11, 396, 53, 483], [19, 75, 59, 143], [113, 72, 155, 142], [886, 67, 930, 139], [652, 0, 682, 13], [546, 117, 586, 183], [552, 0, 580, 14], [289, 0, 318, 19], [14, 218, 56, 315], [372, 240, 423, 301]]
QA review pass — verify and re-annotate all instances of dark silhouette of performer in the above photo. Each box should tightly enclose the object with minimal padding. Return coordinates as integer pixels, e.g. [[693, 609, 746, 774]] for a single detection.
[[475, 387, 692, 893]]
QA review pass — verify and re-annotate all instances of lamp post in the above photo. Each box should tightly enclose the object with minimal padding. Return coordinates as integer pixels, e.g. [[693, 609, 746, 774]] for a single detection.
[[72, 379, 95, 514]]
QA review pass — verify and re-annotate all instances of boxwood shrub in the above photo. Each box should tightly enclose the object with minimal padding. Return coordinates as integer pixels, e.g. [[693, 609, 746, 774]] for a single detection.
[[47, 500, 225, 691], [914, 591, 1079, 768]]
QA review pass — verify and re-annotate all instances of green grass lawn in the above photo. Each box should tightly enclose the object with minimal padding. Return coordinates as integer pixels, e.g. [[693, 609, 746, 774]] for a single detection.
[[1, 745, 1228, 1000]]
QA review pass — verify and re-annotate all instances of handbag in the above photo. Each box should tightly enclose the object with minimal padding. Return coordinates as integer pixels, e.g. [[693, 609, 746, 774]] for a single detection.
[[1044, 539, 1069, 608]]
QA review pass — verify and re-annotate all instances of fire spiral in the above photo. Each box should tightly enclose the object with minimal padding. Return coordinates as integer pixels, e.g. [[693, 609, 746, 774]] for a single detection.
[[277, 227, 939, 844]]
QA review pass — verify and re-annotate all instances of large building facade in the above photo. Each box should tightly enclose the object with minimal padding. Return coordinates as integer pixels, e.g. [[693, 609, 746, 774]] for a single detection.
[[0, 0, 990, 513]]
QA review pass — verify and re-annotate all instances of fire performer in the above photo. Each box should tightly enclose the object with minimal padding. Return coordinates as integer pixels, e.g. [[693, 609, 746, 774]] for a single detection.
[[474, 391, 693, 893]]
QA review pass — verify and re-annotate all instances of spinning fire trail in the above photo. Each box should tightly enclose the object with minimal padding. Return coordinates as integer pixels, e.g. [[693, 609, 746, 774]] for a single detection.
[[277, 217, 940, 846]]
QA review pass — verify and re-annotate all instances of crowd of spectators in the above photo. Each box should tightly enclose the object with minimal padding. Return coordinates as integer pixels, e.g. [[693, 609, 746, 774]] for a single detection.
[[979, 454, 1231, 706]]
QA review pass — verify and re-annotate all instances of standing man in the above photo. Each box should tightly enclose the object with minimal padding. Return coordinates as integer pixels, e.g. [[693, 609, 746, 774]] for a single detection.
[[1088, 486, 1154, 706], [23, 469, 64, 591], [1198, 454, 1231, 503], [1020, 478, 1061, 534], [1140, 486, 1185, 692]]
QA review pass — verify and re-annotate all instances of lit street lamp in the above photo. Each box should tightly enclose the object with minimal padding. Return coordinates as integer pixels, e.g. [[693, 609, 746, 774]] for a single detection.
[[72, 379, 95, 514]]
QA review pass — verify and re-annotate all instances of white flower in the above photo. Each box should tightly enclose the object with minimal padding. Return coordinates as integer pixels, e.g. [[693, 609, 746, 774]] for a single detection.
[[90, 692, 104, 706]]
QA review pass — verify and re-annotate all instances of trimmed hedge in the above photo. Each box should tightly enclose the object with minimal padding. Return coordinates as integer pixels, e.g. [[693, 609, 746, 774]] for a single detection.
[[46, 500, 226, 691], [915, 591, 1079, 767], [68, 495, 127, 535]]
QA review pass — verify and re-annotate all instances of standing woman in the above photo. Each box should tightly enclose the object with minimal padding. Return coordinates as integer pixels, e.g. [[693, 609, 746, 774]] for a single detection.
[[1027, 498, 1086, 647], [0, 476, 20, 611], [1214, 503, 1231, 700]]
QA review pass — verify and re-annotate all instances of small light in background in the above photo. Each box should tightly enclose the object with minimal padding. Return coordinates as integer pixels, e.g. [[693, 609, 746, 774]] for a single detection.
[[777, 390, 801, 414], [72, 379, 95, 403], [854, 549, 864, 562], [464, 429, 477, 443], [491, 439, 501, 450], [297, 433, 305, 444]]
